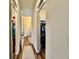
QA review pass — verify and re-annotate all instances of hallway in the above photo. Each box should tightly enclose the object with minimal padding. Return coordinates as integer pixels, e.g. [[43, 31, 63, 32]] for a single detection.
[[10, 0, 46, 59], [10, 0, 69, 59]]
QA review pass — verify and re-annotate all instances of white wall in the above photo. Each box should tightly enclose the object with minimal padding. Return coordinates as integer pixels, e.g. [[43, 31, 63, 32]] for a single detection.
[[46, 0, 69, 59], [22, 9, 33, 16], [32, 10, 38, 52], [14, 0, 21, 55], [31, 0, 40, 53]]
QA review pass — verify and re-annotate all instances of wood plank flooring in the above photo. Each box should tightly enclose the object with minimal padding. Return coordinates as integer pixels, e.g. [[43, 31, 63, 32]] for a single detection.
[[13, 36, 45, 59]]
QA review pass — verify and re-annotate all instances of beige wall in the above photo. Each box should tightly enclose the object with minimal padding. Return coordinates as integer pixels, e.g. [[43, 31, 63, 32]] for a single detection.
[[22, 9, 33, 16], [14, 0, 21, 55], [22, 16, 32, 35], [32, 0, 42, 53], [32, 10, 38, 52], [46, 0, 69, 59]]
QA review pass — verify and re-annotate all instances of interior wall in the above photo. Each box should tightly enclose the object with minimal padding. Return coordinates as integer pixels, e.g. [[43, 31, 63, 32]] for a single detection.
[[14, 0, 21, 55], [10, 1, 13, 59], [22, 16, 32, 36], [46, 0, 69, 59], [31, 0, 40, 53], [22, 9, 33, 16], [32, 10, 38, 52]]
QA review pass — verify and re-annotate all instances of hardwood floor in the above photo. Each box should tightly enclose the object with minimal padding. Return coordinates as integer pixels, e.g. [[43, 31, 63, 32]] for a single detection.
[[13, 48, 45, 59], [37, 49, 45, 59], [13, 36, 45, 59], [37, 53, 42, 59]]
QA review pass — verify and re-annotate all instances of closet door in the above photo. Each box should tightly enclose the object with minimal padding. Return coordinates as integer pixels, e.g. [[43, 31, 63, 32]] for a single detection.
[[40, 21, 46, 49]]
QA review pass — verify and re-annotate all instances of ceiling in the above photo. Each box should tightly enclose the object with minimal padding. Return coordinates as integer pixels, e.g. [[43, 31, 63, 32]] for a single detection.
[[21, 0, 37, 9]]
